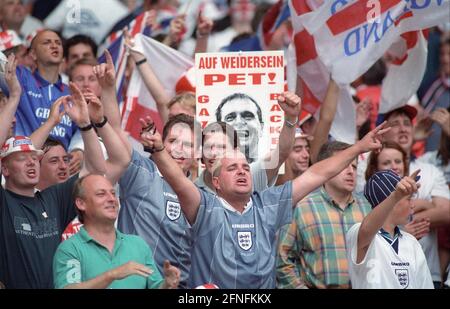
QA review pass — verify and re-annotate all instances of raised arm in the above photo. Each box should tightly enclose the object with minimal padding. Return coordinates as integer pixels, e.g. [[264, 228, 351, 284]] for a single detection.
[[162, 14, 186, 49], [63, 83, 106, 177], [124, 29, 171, 124], [356, 170, 420, 263], [309, 79, 339, 163], [0, 55, 20, 146], [193, 12, 213, 54], [94, 50, 133, 157], [292, 122, 391, 205], [430, 108, 450, 137], [264, 92, 301, 182], [83, 90, 131, 184], [140, 118, 201, 225], [30, 97, 65, 149]]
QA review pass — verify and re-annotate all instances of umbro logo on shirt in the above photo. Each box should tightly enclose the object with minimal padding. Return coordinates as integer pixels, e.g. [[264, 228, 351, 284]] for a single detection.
[[27, 90, 43, 98]]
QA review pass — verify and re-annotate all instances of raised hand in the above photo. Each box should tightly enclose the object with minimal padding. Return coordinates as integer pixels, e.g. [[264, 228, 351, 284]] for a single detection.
[[109, 261, 153, 280], [83, 89, 104, 123], [167, 15, 186, 44], [144, 9, 158, 29], [394, 169, 420, 199], [64, 82, 90, 127], [93, 50, 116, 89], [123, 27, 145, 61], [356, 98, 371, 129], [414, 117, 433, 141], [48, 96, 67, 126], [162, 260, 180, 289], [69, 150, 83, 176], [139, 116, 164, 152], [196, 11, 213, 38], [5, 54, 21, 98], [430, 108, 450, 136], [278, 91, 301, 123], [357, 121, 391, 153]]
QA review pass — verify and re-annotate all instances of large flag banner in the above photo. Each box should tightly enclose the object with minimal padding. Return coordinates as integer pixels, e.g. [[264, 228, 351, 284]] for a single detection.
[[195, 51, 284, 167], [98, 12, 150, 104], [298, 0, 449, 84], [122, 34, 194, 151], [289, 0, 356, 144], [379, 30, 428, 113]]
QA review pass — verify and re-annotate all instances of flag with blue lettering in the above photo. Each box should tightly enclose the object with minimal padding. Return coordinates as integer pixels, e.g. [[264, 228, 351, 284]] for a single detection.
[[289, 0, 356, 144], [298, 0, 448, 84]]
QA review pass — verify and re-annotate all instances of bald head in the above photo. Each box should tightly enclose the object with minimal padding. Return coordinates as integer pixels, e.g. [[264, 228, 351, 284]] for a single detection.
[[212, 150, 247, 177], [73, 174, 117, 224]]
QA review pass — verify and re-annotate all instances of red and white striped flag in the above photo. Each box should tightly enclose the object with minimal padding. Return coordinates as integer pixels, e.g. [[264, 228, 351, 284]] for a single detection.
[[121, 34, 193, 150], [380, 30, 428, 114], [297, 0, 448, 117], [289, 0, 356, 143]]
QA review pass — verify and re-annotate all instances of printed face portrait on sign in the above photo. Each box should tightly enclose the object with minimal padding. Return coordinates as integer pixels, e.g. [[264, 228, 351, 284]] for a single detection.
[[196, 51, 284, 165], [215, 93, 264, 162]]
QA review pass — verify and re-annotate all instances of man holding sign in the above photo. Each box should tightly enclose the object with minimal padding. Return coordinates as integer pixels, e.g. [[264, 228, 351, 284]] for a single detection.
[[141, 102, 391, 288]]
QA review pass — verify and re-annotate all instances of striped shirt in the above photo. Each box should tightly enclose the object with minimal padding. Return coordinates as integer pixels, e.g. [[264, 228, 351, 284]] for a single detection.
[[277, 187, 371, 288]]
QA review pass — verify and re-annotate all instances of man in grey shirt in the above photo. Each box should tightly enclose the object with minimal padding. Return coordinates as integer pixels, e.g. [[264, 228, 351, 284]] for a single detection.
[[143, 95, 390, 288]]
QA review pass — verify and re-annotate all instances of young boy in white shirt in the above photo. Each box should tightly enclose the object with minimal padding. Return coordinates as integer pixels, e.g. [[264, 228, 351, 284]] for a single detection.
[[346, 169, 433, 289]]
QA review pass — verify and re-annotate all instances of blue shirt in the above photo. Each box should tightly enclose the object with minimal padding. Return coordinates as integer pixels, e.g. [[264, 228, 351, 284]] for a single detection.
[[1, 66, 77, 149], [188, 181, 293, 289], [118, 150, 192, 288]]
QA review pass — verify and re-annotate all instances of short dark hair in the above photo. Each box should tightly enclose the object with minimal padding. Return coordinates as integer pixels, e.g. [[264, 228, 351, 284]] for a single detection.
[[162, 113, 195, 142], [42, 137, 67, 154], [202, 121, 240, 150], [215, 93, 263, 124], [316, 141, 352, 163], [64, 34, 98, 59]]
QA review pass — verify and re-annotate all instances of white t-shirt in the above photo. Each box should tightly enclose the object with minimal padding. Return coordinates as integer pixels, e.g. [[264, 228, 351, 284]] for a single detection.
[[417, 150, 450, 185], [346, 223, 434, 289], [411, 160, 449, 282]]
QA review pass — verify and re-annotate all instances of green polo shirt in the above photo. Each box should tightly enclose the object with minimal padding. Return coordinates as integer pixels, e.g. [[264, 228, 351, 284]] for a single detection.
[[53, 227, 164, 289]]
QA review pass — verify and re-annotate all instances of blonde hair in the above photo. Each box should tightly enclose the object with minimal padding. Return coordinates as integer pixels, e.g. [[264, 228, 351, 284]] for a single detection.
[[211, 150, 247, 178], [167, 92, 195, 114]]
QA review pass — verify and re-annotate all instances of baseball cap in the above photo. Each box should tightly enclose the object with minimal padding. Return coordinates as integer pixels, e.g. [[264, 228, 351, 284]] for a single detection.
[[364, 170, 402, 208], [0, 136, 44, 160], [0, 30, 24, 52], [376, 104, 417, 125]]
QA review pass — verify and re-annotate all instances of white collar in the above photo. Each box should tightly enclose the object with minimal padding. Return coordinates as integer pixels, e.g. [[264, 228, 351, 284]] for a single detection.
[[218, 196, 253, 214]]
